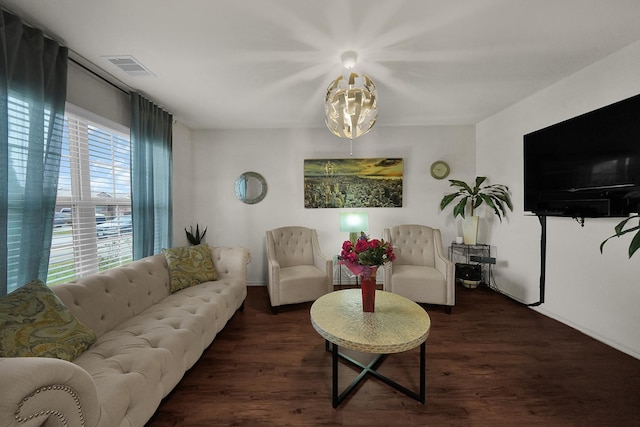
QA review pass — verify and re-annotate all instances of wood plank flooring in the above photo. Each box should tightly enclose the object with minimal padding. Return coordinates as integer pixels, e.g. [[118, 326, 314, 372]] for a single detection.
[[146, 285, 640, 426]]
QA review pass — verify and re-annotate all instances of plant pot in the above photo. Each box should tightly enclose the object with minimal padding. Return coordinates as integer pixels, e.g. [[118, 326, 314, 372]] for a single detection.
[[462, 216, 479, 245]]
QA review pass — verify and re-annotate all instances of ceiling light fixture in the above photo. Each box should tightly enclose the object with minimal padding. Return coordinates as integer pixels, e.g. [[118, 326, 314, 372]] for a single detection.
[[325, 51, 377, 155]]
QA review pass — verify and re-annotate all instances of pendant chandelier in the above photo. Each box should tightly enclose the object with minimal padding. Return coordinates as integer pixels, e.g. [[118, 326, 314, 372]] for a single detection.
[[325, 51, 377, 155]]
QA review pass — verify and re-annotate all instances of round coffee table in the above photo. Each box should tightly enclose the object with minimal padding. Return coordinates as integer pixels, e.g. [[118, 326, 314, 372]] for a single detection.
[[310, 289, 431, 408]]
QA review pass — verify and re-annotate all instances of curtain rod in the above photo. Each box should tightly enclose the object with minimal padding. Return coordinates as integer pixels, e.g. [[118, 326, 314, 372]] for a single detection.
[[69, 55, 174, 117], [0, 7, 129, 96], [3, 7, 137, 101], [69, 56, 130, 96]]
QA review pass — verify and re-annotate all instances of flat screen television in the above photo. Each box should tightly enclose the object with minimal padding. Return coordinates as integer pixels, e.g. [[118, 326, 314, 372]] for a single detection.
[[524, 93, 640, 218]]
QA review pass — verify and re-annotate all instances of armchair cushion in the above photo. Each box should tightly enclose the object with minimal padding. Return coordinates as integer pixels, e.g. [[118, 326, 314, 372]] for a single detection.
[[163, 244, 218, 292], [388, 265, 447, 302], [0, 279, 97, 361]]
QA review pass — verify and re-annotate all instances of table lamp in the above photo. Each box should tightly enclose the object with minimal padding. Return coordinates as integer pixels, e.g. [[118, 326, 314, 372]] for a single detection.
[[339, 211, 369, 244]]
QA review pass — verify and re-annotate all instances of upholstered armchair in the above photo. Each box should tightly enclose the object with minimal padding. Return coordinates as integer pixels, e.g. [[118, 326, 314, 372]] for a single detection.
[[265, 226, 333, 313], [383, 224, 455, 313]]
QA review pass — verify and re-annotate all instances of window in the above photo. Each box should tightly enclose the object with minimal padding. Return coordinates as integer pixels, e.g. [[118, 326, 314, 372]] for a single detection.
[[48, 105, 132, 285]]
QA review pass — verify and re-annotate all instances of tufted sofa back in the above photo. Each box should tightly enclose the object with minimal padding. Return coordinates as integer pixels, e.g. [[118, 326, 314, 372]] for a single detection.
[[52, 254, 171, 337], [266, 226, 318, 268], [383, 224, 439, 267]]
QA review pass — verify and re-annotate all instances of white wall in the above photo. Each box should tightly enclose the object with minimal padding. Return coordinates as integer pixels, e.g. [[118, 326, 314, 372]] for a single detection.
[[171, 122, 194, 247], [476, 40, 640, 358], [183, 125, 475, 286]]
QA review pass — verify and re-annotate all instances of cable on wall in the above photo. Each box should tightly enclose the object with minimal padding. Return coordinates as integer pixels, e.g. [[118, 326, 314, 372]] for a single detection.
[[527, 215, 546, 306]]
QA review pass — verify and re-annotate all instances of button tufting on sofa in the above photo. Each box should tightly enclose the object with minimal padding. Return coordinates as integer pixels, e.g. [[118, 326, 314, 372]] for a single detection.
[[0, 246, 250, 427]]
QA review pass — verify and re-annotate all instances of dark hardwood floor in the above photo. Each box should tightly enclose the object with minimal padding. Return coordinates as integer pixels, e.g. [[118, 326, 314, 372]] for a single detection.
[[146, 285, 640, 426]]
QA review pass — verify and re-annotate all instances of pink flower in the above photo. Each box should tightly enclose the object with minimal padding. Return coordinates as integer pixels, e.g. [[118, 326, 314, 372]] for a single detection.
[[343, 252, 358, 263], [338, 232, 395, 268], [385, 244, 396, 262], [355, 238, 369, 253]]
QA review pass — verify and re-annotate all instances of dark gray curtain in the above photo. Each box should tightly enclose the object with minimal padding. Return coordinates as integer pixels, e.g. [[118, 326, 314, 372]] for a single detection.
[[130, 92, 173, 259], [0, 10, 68, 295]]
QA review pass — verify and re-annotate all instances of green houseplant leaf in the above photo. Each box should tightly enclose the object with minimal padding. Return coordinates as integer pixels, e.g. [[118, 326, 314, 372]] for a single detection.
[[185, 224, 208, 246], [440, 176, 513, 220], [600, 214, 640, 258]]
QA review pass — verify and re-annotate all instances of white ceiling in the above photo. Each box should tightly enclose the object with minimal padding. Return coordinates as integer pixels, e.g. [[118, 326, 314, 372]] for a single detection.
[[4, 0, 640, 130]]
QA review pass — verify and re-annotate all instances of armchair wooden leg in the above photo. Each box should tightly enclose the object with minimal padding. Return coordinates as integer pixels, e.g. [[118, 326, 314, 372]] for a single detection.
[[270, 305, 279, 315], [444, 306, 453, 314]]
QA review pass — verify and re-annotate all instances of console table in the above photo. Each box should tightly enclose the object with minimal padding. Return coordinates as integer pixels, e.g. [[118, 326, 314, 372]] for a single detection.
[[310, 289, 431, 408]]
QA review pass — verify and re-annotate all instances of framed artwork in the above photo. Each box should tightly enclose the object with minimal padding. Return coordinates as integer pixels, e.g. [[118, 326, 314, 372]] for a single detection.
[[304, 158, 403, 208]]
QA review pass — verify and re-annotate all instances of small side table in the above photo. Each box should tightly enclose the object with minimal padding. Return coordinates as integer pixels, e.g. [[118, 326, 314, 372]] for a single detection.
[[333, 256, 359, 289], [310, 289, 431, 408], [448, 243, 493, 286]]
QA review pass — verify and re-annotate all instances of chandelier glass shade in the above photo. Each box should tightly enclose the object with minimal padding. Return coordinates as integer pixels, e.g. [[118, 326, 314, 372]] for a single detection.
[[325, 72, 378, 140]]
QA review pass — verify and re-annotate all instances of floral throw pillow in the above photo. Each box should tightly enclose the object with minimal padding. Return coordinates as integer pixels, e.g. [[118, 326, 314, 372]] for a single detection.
[[0, 279, 97, 361], [163, 244, 218, 293]]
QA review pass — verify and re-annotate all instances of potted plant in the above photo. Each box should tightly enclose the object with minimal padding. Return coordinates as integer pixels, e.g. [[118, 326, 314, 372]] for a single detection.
[[185, 224, 207, 245], [600, 214, 640, 258], [440, 176, 513, 244]]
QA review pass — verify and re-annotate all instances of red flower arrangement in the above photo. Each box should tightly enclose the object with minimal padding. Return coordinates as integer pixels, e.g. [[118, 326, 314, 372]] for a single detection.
[[339, 232, 396, 277]]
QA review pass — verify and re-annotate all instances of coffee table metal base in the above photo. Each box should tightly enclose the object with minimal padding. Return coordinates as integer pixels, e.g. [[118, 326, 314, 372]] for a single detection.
[[326, 340, 426, 408]]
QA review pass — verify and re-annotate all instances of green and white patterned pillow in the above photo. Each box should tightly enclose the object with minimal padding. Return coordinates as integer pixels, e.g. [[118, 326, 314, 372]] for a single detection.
[[163, 244, 218, 293], [0, 279, 97, 361]]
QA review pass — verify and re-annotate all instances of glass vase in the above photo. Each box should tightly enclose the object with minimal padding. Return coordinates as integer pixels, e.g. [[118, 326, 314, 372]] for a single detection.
[[360, 267, 378, 312]]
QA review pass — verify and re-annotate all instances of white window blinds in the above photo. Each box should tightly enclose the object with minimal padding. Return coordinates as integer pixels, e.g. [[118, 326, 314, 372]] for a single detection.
[[47, 105, 132, 285]]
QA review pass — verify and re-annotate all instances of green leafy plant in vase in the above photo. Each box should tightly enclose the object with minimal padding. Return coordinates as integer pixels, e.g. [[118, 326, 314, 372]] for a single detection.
[[440, 176, 513, 244], [185, 224, 207, 245]]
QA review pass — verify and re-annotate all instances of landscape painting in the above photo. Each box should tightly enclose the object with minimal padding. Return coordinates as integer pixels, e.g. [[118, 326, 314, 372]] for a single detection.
[[304, 158, 403, 208]]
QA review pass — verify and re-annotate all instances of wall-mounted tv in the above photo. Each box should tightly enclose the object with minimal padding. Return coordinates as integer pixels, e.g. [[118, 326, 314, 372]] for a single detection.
[[524, 93, 640, 218]]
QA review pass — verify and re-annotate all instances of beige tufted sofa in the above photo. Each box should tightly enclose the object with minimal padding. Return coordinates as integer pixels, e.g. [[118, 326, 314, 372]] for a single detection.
[[0, 245, 250, 427]]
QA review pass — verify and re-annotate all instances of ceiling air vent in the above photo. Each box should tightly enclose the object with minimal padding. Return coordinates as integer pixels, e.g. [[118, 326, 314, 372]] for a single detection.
[[103, 55, 154, 77]]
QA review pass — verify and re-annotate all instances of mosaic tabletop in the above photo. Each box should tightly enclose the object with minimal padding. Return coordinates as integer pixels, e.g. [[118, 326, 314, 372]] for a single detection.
[[310, 289, 431, 354]]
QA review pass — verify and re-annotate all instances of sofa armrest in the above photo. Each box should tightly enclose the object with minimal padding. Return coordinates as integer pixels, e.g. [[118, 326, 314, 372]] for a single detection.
[[383, 261, 393, 292], [433, 230, 455, 306], [211, 246, 251, 280], [310, 232, 333, 288], [318, 256, 333, 292], [0, 357, 101, 427], [312, 250, 333, 293], [312, 249, 332, 278]]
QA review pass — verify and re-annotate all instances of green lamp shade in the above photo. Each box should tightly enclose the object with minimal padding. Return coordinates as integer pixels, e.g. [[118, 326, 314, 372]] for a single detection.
[[339, 212, 369, 243]]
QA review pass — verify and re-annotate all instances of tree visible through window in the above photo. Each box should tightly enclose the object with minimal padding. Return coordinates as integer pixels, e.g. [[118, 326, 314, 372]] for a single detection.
[[48, 105, 132, 285]]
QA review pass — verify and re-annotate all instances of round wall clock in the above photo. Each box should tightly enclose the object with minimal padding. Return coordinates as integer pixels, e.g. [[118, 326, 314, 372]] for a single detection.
[[430, 161, 450, 180]]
